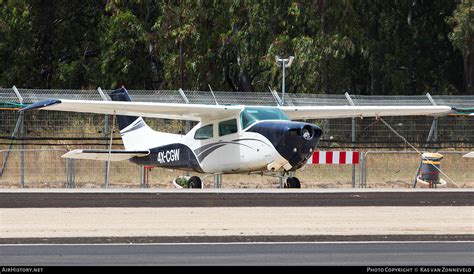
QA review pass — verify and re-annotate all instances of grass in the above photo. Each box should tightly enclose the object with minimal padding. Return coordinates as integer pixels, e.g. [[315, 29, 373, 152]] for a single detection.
[[364, 152, 473, 188]]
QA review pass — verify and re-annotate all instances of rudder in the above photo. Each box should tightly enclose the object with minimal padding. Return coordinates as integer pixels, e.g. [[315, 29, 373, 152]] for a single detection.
[[108, 87, 159, 150], [109, 87, 140, 131]]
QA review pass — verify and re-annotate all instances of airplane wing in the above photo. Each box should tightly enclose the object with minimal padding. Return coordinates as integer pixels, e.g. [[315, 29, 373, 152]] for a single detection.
[[279, 105, 453, 120], [22, 98, 453, 121], [62, 149, 150, 161], [21, 99, 243, 121]]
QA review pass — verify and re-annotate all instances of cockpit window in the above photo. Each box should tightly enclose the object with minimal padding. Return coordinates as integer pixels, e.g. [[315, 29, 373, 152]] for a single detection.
[[194, 124, 213, 140], [219, 119, 238, 136], [240, 107, 289, 129]]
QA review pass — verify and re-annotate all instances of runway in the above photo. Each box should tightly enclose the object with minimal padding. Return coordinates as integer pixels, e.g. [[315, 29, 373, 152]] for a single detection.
[[1, 189, 472, 265], [1, 242, 473, 266], [1, 189, 473, 207]]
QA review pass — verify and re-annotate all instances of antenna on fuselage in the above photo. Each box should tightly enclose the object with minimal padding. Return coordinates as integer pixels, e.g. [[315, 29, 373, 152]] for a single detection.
[[208, 84, 219, 105]]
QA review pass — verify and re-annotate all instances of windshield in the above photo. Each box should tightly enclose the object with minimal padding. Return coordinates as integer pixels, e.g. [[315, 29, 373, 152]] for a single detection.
[[240, 107, 289, 129]]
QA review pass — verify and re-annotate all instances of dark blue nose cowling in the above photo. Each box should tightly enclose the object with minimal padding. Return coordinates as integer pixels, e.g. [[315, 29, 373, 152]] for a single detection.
[[247, 121, 322, 170]]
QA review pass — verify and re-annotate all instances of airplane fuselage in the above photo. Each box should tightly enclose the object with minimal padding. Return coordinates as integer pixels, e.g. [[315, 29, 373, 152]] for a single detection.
[[127, 108, 322, 174]]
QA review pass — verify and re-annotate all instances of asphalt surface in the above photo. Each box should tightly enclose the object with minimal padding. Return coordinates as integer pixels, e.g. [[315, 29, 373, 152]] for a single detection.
[[2, 235, 473, 245], [1, 189, 473, 207], [1, 242, 473, 266]]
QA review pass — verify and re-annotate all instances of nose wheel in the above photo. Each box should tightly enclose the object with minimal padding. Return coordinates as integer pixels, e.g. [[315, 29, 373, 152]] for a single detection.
[[285, 177, 301, 188]]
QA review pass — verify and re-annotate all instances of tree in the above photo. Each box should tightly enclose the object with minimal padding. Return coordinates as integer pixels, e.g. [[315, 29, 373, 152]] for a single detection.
[[0, 1, 469, 94], [447, 0, 474, 94], [0, 0, 34, 87]]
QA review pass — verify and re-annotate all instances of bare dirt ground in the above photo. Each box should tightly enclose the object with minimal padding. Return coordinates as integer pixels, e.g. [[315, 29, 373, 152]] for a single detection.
[[0, 150, 472, 189], [1, 207, 472, 238], [1, 175, 472, 189]]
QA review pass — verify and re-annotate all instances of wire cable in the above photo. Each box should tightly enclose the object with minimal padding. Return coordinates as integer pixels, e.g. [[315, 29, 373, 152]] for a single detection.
[[105, 112, 116, 189], [378, 117, 459, 188]]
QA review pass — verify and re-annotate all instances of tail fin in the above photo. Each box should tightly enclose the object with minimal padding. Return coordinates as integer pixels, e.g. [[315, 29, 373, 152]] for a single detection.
[[109, 87, 140, 131], [109, 87, 160, 151]]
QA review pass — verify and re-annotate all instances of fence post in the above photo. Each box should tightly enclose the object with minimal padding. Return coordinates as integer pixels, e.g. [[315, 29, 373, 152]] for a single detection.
[[364, 152, 367, 188], [97, 87, 111, 188], [352, 119, 357, 188], [12, 86, 25, 188], [65, 158, 69, 188], [359, 151, 363, 187], [66, 158, 76, 188], [19, 112, 25, 188], [359, 151, 367, 188], [345, 92, 357, 188], [363, 152, 368, 188], [72, 158, 76, 188], [179, 89, 192, 179]]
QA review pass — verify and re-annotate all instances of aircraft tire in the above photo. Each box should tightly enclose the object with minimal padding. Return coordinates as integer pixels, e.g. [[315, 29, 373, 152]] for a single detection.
[[187, 176, 202, 189], [285, 177, 301, 188]]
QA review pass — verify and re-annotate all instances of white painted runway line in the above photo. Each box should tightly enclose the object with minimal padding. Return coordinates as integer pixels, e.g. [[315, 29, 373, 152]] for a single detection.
[[1, 240, 473, 246]]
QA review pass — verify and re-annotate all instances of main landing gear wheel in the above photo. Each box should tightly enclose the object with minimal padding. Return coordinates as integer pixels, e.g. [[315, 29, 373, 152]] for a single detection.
[[187, 176, 202, 189], [285, 177, 301, 188]]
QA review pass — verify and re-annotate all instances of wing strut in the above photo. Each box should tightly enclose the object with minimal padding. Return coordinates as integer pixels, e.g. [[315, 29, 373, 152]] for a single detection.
[[105, 111, 116, 188]]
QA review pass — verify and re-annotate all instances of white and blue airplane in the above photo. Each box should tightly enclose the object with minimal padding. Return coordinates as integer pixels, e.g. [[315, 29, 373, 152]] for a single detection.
[[21, 87, 452, 188]]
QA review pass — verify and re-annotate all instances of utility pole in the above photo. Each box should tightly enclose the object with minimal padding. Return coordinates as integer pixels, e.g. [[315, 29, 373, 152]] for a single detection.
[[275, 56, 294, 106]]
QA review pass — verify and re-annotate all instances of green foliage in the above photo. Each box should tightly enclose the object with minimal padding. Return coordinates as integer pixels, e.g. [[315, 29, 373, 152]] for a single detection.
[[0, 0, 33, 87], [175, 176, 188, 187], [447, 1, 474, 56], [0, 1, 470, 94], [100, 9, 150, 88]]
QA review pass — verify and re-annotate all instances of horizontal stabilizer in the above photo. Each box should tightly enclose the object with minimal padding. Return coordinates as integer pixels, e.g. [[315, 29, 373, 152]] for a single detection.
[[62, 149, 150, 161], [463, 152, 474, 158]]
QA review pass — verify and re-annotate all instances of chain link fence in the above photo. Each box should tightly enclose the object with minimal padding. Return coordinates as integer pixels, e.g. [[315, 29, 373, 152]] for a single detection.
[[360, 150, 473, 188], [0, 149, 68, 188], [1, 87, 473, 147], [3, 149, 470, 189], [0, 87, 472, 188]]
